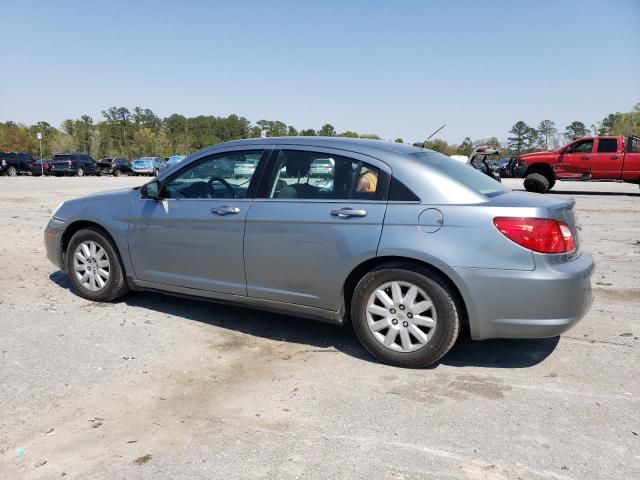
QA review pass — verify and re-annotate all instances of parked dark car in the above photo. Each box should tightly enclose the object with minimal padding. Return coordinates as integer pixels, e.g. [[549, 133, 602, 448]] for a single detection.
[[49, 153, 98, 176], [31, 159, 53, 176], [98, 158, 133, 176], [0, 152, 36, 176]]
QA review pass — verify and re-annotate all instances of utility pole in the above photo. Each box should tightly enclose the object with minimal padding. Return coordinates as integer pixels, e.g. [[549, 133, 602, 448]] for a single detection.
[[37, 132, 43, 176]]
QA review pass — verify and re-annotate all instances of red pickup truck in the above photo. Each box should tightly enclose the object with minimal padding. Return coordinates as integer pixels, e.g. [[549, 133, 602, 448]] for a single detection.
[[515, 135, 640, 193]]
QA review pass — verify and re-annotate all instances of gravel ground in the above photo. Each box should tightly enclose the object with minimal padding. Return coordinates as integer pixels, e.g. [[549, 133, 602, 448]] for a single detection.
[[0, 176, 638, 479]]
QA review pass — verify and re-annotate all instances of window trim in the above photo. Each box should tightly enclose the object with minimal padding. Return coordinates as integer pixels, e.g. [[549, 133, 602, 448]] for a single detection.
[[255, 147, 391, 202], [157, 147, 272, 200]]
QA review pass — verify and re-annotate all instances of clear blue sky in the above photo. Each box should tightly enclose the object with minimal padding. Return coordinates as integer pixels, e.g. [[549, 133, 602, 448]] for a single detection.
[[1, 0, 638, 144]]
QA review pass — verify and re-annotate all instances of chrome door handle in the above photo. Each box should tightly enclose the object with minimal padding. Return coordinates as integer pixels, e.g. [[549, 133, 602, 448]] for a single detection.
[[331, 208, 367, 218], [213, 206, 240, 215], [581, 156, 590, 160], [610, 155, 619, 159]]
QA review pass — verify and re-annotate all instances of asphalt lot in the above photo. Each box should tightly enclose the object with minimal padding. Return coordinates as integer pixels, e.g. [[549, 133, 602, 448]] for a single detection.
[[0, 176, 638, 479]]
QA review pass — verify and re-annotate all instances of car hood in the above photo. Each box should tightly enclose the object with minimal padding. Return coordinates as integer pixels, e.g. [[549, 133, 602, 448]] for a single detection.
[[518, 150, 555, 160], [55, 188, 138, 222]]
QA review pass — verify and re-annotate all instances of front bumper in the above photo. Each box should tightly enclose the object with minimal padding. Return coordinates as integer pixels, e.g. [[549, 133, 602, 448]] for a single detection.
[[513, 165, 527, 178], [455, 252, 594, 340], [44, 224, 65, 271]]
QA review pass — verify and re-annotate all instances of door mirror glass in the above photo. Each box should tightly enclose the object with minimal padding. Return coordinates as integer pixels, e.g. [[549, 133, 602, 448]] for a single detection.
[[143, 180, 160, 200]]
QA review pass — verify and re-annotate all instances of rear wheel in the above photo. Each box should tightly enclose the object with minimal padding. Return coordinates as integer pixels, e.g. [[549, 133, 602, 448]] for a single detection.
[[351, 264, 460, 368], [6, 166, 17, 176], [113, 169, 122, 177], [76, 167, 84, 177], [154, 168, 159, 177], [524, 172, 550, 193], [66, 228, 129, 302]]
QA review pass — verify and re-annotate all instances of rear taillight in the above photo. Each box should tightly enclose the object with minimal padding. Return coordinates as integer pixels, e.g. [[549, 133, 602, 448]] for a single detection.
[[493, 217, 575, 254]]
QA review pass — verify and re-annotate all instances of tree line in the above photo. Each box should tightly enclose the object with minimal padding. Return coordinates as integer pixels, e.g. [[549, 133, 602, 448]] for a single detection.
[[0, 103, 637, 160]]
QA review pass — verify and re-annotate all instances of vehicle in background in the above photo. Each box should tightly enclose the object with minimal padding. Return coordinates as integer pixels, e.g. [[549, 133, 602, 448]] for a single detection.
[[496, 157, 517, 179], [31, 159, 52, 176], [309, 158, 335, 177], [0, 152, 36, 176], [49, 153, 98, 176], [233, 157, 258, 178], [167, 155, 187, 167], [132, 157, 166, 176], [515, 135, 640, 193], [45, 137, 593, 368], [98, 158, 133, 176], [468, 146, 501, 182], [449, 155, 469, 163]]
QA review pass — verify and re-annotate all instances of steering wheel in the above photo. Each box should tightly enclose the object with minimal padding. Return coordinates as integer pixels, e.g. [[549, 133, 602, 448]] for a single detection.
[[207, 176, 236, 198]]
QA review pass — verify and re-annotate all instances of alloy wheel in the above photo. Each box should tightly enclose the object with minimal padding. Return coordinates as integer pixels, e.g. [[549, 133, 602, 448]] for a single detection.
[[366, 281, 437, 353], [73, 240, 110, 291]]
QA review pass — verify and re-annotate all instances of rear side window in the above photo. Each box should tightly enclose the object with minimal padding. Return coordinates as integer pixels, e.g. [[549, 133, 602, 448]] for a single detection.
[[410, 151, 508, 197], [597, 138, 618, 153], [267, 150, 383, 201], [54, 154, 70, 161]]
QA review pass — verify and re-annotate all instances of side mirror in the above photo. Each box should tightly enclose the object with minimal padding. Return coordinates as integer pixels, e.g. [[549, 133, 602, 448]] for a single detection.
[[142, 180, 160, 201]]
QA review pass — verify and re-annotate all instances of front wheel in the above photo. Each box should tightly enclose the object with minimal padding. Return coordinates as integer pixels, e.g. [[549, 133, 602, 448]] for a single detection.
[[113, 169, 122, 177], [66, 228, 129, 302], [153, 169, 159, 177], [76, 167, 84, 177], [7, 166, 18, 176], [523, 173, 550, 193], [351, 264, 460, 368]]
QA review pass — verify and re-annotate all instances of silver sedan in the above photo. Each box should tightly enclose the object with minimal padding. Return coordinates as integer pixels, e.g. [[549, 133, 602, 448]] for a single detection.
[[44, 137, 594, 367]]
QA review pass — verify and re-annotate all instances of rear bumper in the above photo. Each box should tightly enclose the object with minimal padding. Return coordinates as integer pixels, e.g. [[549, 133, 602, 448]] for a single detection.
[[454, 252, 594, 340], [132, 168, 155, 174], [50, 166, 77, 175]]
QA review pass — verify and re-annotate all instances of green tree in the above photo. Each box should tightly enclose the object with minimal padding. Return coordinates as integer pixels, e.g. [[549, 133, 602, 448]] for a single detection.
[[257, 120, 288, 137], [359, 133, 381, 140], [507, 121, 531, 154], [564, 121, 588, 141], [609, 103, 640, 136], [300, 129, 316, 136], [457, 137, 473, 156], [337, 131, 359, 138], [537, 120, 556, 150], [287, 126, 299, 136], [394, 138, 403, 143], [318, 124, 336, 136]]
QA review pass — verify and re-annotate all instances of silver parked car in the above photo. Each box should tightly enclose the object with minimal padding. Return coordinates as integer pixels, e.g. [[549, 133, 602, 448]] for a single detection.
[[44, 138, 594, 367]]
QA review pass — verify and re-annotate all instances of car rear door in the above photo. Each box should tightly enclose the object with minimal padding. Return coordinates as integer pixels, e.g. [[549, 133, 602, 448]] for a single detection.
[[243, 146, 389, 311], [590, 137, 623, 179], [127, 147, 270, 294], [555, 139, 594, 178]]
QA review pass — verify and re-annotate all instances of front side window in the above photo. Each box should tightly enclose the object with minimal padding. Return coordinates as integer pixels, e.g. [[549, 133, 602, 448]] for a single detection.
[[565, 140, 594, 154], [267, 150, 381, 200], [163, 150, 263, 199], [596, 138, 618, 153]]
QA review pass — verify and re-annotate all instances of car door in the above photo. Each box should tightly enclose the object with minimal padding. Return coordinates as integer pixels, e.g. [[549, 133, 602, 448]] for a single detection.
[[591, 137, 623, 179], [244, 147, 389, 311], [127, 147, 269, 294], [555, 139, 594, 178]]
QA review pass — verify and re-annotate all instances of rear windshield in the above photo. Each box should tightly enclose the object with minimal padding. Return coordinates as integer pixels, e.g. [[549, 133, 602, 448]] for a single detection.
[[410, 151, 509, 197], [53, 154, 70, 161]]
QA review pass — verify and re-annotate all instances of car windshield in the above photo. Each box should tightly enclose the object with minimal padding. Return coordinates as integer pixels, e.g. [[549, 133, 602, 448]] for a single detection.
[[410, 151, 509, 197]]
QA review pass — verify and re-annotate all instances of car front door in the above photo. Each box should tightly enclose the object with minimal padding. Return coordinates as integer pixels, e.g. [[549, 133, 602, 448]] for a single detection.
[[591, 137, 623, 179], [243, 147, 389, 311], [127, 148, 269, 294], [555, 139, 594, 179]]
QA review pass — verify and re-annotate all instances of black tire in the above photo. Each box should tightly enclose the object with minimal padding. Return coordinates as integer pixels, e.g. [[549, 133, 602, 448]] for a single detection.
[[7, 166, 17, 176], [76, 167, 84, 177], [66, 228, 129, 302], [523, 173, 550, 193], [113, 169, 122, 177], [154, 169, 159, 177], [548, 178, 556, 190], [351, 263, 460, 368]]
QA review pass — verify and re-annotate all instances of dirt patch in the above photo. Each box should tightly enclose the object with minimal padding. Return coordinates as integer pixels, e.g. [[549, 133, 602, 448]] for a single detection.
[[594, 288, 640, 303], [390, 373, 512, 403]]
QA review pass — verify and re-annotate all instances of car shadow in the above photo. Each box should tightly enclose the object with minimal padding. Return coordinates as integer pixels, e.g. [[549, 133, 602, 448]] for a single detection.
[[49, 272, 560, 369]]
